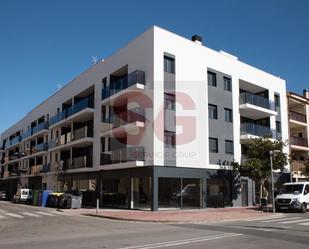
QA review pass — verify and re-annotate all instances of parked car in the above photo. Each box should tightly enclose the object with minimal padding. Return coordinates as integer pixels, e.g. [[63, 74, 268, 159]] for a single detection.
[[275, 182, 309, 213], [13, 189, 33, 204], [0, 191, 7, 200]]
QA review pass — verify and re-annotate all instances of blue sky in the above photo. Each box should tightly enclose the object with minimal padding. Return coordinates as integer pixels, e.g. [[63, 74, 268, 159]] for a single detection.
[[0, 0, 308, 133]]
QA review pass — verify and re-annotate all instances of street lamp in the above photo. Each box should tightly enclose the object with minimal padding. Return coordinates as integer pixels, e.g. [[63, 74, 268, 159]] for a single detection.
[[270, 150, 280, 214]]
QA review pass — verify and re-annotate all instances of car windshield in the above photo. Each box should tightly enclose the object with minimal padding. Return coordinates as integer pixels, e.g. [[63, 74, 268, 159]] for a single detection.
[[279, 184, 304, 195], [21, 190, 28, 195]]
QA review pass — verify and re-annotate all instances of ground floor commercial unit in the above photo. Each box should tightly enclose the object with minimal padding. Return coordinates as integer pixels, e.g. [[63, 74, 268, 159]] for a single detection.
[[0, 166, 255, 211]]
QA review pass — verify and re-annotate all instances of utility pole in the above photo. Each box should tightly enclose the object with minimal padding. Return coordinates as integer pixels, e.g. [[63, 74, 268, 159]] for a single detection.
[[270, 150, 276, 214]]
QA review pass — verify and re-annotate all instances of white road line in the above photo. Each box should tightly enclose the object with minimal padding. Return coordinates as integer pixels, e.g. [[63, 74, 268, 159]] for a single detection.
[[261, 217, 303, 223], [21, 212, 41, 217], [0, 215, 5, 219], [299, 222, 309, 226], [277, 218, 309, 224], [118, 233, 243, 249], [245, 215, 285, 221], [50, 211, 67, 215], [35, 211, 54, 216], [5, 213, 24, 218]]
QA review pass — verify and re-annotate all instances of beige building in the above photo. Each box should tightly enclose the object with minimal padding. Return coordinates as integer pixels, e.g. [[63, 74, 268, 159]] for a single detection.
[[287, 90, 309, 182]]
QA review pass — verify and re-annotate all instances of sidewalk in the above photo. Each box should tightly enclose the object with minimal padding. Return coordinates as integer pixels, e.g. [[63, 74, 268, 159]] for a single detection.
[[65, 207, 282, 223]]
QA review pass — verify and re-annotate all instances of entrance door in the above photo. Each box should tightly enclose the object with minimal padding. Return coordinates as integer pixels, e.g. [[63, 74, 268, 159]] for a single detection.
[[241, 179, 248, 206]]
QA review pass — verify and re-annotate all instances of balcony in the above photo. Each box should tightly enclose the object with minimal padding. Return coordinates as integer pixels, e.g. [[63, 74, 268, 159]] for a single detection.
[[32, 142, 48, 153], [102, 107, 145, 135], [101, 146, 144, 168], [5, 136, 21, 149], [239, 92, 277, 119], [240, 123, 274, 141], [40, 164, 50, 173], [21, 129, 32, 141], [71, 156, 92, 169], [102, 70, 145, 101], [32, 122, 49, 136], [290, 136, 308, 149], [49, 97, 94, 128], [289, 111, 307, 128], [48, 126, 93, 151]]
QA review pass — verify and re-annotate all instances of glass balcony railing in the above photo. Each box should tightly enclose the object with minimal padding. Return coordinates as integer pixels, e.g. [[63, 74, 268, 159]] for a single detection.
[[102, 70, 145, 100], [33, 142, 48, 153], [290, 136, 308, 147], [49, 110, 67, 126], [240, 92, 274, 110], [32, 122, 49, 135], [5, 136, 21, 148], [240, 123, 274, 137], [101, 146, 144, 165], [102, 107, 145, 132], [289, 111, 307, 123], [72, 126, 93, 141], [71, 156, 92, 169], [40, 164, 50, 173], [49, 97, 92, 126], [21, 130, 32, 141]]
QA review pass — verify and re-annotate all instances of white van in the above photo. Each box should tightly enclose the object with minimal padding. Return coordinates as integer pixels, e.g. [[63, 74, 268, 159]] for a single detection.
[[13, 189, 33, 204], [275, 182, 309, 213]]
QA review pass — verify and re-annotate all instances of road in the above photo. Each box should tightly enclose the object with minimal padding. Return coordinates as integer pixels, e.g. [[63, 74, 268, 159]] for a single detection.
[[0, 201, 309, 249]]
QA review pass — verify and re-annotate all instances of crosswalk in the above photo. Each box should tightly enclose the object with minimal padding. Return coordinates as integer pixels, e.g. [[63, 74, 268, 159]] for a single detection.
[[251, 215, 309, 227], [0, 209, 68, 219]]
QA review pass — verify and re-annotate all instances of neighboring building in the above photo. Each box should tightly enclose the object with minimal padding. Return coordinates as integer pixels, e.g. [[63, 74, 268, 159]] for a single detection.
[[0, 26, 289, 210], [287, 90, 309, 182]]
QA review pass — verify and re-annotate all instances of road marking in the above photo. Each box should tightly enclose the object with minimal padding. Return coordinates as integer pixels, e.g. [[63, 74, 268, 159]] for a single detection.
[[261, 217, 302, 223], [245, 215, 284, 222], [21, 212, 41, 217], [5, 213, 24, 218], [277, 218, 309, 224], [0, 215, 5, 219], [118, 233, 243, 249], [299, 222, 309, 226], [35, 211, 54, 216]]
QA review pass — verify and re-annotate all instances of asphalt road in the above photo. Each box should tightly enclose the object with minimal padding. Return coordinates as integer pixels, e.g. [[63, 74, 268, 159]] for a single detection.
[[0, 201, 309, 249]]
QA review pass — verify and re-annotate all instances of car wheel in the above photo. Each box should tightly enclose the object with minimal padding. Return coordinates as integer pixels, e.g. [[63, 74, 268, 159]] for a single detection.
[[300, 203, 307, 213]]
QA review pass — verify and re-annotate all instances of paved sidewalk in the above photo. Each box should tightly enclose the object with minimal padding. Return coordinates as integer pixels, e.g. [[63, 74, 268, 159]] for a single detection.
[[65, 207, 281, 223]]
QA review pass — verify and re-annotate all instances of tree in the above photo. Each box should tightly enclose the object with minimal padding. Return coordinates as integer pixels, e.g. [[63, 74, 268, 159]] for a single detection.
[[233, 137, 288, 206], [302, 159, 309, 180]]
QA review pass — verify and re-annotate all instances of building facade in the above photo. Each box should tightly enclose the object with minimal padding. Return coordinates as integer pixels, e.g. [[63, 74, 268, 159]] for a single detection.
[[0, 26, 289, 210], [287, 90, 309, 182]]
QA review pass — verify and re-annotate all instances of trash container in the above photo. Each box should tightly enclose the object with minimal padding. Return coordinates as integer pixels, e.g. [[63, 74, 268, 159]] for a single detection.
[[58, 193, 72, 209], [42, 190, 52, 207], [261, 198, 268, 207], [32, 190, 39, 206], [71, 195, 82, 209]]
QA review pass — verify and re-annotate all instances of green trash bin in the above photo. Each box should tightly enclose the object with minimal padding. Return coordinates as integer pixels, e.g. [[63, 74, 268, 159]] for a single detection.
[[32, 190, 39, 206]]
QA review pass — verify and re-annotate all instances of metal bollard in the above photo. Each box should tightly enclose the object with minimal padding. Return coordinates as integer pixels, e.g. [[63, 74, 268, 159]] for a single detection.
[[96, 198, 99, 215]]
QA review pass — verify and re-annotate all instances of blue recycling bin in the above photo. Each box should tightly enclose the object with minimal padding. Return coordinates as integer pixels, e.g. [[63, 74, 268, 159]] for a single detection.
[[42, 190, 52, 207]]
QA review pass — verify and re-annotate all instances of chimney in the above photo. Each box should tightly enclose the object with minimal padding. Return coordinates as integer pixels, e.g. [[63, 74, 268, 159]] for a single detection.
[[303, 89, 309, 99], [191, 35, 202, 45]]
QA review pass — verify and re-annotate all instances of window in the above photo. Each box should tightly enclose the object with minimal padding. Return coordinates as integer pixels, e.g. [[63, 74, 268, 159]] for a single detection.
[[164, 93, 176, 110], [207, 71, 216, 87], [276, 121, 281, 133], [164, 131, 176, 147], [305, 185, 309, 195], [208, 104, 217, 119], [209, 138, 218, 153], [223, 77, 232, 91], [225, 140, 234, 154], [275, 94, 280, 107], [224, 108, 233, 122], [164, 56, 175, 74]]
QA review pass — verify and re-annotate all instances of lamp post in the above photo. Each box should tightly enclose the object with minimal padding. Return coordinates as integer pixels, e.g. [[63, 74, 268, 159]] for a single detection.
[[270, 150, 280, 214]]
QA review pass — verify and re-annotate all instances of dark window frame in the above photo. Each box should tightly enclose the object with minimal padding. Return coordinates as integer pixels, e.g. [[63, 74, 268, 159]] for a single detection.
[[209, 137, 218, 153], [164, 93, 176, 111], [207, 71, 217, 87], [223, 76, 232, 92], [208, 104, 218, 120], [164, 56, 175, 74], [164, 131, 176, 148], [224, 108, 233, 122], [225, 140, 234, 154]]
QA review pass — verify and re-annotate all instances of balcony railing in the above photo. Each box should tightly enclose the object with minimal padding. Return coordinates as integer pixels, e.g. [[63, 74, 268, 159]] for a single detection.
[[71, 156, 92, 169], [290, 136, 308, 147], [32, 121, 49, 135], [49, 97, 93, 127], [21, 130, 32, 141], [291, 161, 306, 172], [102, 107, 145, 132], [33, 142, 48, 153], [5, 136, 21, 149], [101, 146, 144, 165], [289, 111, 307, 123], [240, 92, 274, 110], [40, 164, 50, 173], [102, 70, 145, 100], [240, 123, 273, 137], [72, 126, 93, 141]]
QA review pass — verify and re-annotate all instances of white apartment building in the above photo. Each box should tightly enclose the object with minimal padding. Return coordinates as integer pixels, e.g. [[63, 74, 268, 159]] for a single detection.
[[0, 26, 289, 210]]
